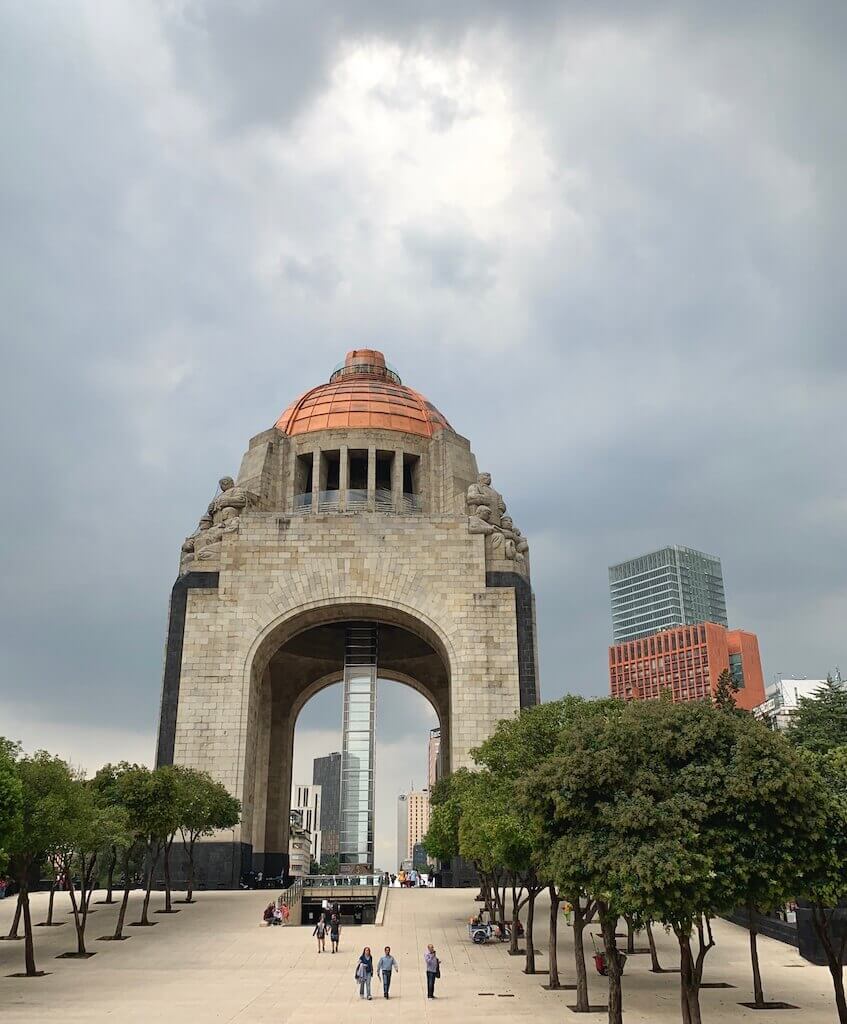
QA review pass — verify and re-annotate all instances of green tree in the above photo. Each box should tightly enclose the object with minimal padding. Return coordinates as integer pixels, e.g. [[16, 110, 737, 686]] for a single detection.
[[474, 697, 592, 976], [713, 668, 740, 712], [117, 766, 179, 926], [0, 738, 22, 870], [788, 677, 847, 754], [532, 698, 825, 1024], [173, 767, 240, 902], [5, 751, 76, 976], [799, 745, 847, 1023], [56, 779, 131, 957], [92, 763, 143, 941]]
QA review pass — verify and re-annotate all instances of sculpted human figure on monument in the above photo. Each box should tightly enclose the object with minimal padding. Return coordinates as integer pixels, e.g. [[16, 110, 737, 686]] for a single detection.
[[466, 472, 506, 526], [180, 477, 256, 571], [468, 505, 497, 535], [210, 476, 253, 524]]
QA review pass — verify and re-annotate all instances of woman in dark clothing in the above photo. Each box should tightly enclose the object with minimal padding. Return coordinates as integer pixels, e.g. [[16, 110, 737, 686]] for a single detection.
[[356, 946, 374, 1000], [329, 913, 340, 953]]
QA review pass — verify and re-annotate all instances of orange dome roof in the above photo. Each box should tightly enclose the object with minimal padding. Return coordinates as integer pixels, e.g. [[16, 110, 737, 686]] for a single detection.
[[276, 350, 452, 438]]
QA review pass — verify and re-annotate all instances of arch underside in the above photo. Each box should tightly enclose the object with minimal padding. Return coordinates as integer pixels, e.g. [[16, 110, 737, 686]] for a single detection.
[[242, 604, 451, 876]]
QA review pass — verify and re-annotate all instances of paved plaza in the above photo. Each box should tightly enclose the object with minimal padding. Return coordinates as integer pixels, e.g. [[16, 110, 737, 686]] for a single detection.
[[0, 888, 837, 1022]]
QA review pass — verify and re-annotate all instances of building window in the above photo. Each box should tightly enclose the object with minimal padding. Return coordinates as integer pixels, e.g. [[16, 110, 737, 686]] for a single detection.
[[729, 652, 745, 688]]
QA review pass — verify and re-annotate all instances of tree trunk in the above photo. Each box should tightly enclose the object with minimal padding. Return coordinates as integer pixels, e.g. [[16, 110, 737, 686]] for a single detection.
[[510, 881, 521, 954], [622, 917, 634, 954], [7, 891, 22, 938], [104, 847, 117, 903], [113, 853, 132, 939], [572, 899, 591, 1012], [21, 886, 38, 976], [524, 888, 537, 973], [68, 874, 85, 954], [548, 885, 561, 988], [163, 836, 173, 912], [139, 841, 158, 925], [599, 903, 623, 1024], [185, 837, 196, 903], [45, 883, 56, 926], [646, 922, 663, 973], [811, 904, 847, 1024], [677, 931, 702, 1024], [747, 905, 765, 1007]]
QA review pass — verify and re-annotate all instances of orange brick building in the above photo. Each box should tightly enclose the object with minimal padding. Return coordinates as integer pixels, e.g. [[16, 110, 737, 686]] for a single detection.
[[609, 622, 765, 711]]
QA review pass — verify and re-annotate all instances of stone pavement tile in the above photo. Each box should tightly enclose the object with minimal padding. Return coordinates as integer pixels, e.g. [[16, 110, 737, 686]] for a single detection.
[[0, 887, 839, 1022]]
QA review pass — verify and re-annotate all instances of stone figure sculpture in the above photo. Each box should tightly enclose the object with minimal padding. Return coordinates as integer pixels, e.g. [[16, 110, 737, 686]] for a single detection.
[[465, 474, 529, 566], [180, 477, 256, 571], [466, 472, 506, 526]]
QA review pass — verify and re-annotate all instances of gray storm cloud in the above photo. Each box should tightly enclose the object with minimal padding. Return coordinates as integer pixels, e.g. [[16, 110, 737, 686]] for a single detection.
[[1, 1, 845, 765]]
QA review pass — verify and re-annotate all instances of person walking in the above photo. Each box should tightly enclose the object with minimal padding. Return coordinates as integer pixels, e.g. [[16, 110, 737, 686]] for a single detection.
[[313, 914, 327, 952], [377, 945, 399, 999], [355, 946, 374, 1000], [330, 913, 341, 953], [424, 943, 440, 998]]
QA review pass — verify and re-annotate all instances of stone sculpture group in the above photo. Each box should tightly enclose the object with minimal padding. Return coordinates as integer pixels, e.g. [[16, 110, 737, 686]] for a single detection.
[[180, 476, 256, 570], [466, 472, 529, 566]]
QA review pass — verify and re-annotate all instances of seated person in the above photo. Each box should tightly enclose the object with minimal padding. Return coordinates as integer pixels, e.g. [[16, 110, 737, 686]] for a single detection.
[[263, 903, 275, 925], [272, 905, 283, 925]]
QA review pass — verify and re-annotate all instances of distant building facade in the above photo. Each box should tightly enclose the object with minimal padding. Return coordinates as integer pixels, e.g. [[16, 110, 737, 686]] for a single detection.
[[609, 622, 765, 711], [609, 545, 728, 644], [288, 810, 312, 877], [313, 752, 341, 861], [291, 783, 322, 864], [396, 794, 409, 868], [428, 728, 441, 789], [406, 790, 430, 862], [753, 675, 833, 732]]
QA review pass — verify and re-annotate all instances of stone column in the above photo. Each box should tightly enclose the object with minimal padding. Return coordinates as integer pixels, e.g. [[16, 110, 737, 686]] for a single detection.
[[311, 448, 321, 509], [366, 445, 376, 511], [339, 444, 349, 512], [391, 448, 404, 512]]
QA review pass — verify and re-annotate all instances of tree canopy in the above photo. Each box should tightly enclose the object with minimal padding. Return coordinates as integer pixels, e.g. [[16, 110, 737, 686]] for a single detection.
[[788, 677, 847, 754]]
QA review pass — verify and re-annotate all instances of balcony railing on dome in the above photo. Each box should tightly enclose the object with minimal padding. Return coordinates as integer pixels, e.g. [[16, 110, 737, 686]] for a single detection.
[[374, 488, 393, 512], [346, 489, 368, 511], [317, 490, 340, 512], [291, 488, 422, 514], [329, 361, 401, 385], [293, 492, 312, 513]]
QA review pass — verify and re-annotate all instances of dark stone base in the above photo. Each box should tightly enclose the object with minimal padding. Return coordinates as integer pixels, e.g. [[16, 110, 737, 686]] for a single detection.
[[701, 982, 735, 989], [35, 922, 65, 927], [97, 935, 131, 941], [542, 984, 578, 990], [7, 972, 50, 978], [722, 909, 799, 948], [56, 952, 96, 959], [151, 841, 253, 891], [567, 1005, 607, 1013], [796, 901, 847, 966], [438, 856, 477, 888]]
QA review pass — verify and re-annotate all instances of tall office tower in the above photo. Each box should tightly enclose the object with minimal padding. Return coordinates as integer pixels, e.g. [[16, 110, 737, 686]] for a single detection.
[[406, 790, 431, 863], [396, 794, 409, 867], [339, 625, 378, 869], [609, 545, 727, 644], [312, 752, 341, 860], [427, 727, 441, 789], [291, 783, 322, 864]]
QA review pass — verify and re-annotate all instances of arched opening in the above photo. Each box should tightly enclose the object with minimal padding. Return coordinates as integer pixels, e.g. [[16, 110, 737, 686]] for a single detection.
[[291, 678, 439, 873], [240, 604, 452, 878]]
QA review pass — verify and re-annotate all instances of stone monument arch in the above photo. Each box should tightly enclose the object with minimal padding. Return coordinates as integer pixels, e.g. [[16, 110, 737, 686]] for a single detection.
[[156, 349, 539, 886]]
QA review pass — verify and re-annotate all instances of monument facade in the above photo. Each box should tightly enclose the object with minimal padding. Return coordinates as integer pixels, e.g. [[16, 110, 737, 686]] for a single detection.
[[156, 349, 539, 886]]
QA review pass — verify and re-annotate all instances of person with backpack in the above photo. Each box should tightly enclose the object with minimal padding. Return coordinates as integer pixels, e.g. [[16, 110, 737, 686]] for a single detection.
[[355, 946, 374, 1000], [424, 943, 440, 998], [376, 945, 399, 999]]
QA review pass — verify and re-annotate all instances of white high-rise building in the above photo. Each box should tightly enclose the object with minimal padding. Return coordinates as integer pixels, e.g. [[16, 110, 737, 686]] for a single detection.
[[396, 794, 409, 868], [291, 783, 322, 864]]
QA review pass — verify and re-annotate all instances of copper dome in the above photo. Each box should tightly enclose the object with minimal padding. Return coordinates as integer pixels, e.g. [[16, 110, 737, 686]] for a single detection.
[[276, 350, 452, 438]]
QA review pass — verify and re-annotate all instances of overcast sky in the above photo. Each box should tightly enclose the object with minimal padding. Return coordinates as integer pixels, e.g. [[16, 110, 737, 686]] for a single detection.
[[2, 2, 846, 858]]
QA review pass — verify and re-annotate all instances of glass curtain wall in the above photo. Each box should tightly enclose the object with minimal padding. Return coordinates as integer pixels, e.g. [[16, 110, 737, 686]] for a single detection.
[[339, 625, 378, 868]]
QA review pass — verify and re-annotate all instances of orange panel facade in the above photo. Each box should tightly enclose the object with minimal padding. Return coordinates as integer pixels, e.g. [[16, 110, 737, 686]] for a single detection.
[[609, 622, 765, 709]]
